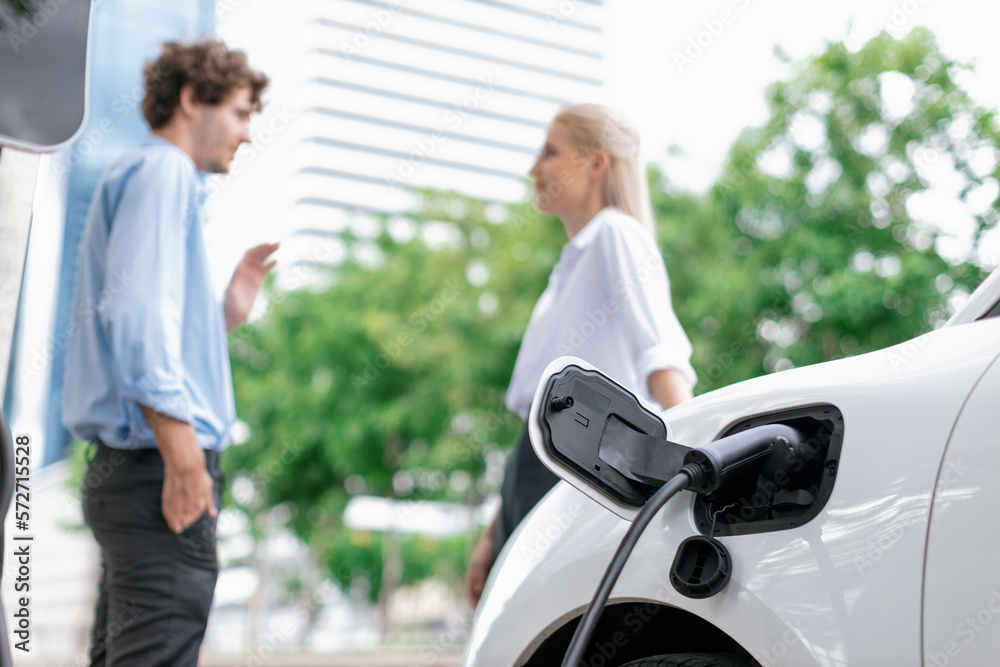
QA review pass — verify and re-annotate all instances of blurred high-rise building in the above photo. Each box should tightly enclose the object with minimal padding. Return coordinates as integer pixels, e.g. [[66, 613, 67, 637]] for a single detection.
[[209, 0, 606, 287]]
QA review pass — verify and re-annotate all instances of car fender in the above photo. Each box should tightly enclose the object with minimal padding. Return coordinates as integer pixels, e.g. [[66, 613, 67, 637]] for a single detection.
[[465, 318, 1000, 666]]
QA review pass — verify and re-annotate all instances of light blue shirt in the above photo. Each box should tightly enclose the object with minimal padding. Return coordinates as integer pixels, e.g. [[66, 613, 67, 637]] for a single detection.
[[62, 136, 235, 450]]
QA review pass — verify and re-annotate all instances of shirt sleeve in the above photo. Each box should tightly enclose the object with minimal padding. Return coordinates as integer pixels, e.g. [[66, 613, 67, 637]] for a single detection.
[[100, 150, 195, 429], [596, 217, 698, 390]]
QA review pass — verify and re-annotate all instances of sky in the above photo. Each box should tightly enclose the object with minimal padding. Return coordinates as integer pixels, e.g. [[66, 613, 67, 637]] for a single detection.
[[206, 0, 1000, 279], [599, 0, 1000, 193]]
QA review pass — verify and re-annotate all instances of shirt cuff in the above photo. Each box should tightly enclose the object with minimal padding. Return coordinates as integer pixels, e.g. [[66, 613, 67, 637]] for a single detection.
[[119, 368, 193, 430], [636, 345, 698, 391]]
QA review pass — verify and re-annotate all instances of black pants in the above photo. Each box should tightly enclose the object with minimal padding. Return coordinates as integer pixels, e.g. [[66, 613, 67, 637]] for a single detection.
[[82, 443, 222, 667], [492, 424, 560, 562]]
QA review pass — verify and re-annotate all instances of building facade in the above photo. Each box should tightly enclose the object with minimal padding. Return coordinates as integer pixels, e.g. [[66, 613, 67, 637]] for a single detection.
[[208, 0, 606, 288]]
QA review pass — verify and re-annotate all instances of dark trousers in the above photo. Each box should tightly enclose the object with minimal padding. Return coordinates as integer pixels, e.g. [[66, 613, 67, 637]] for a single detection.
[[82, 443, 222, 667], [492, 424, 560, 562]]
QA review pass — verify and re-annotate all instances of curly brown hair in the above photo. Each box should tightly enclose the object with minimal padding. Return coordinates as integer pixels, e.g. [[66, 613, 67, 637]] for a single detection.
[[142, 39, 269, 130]]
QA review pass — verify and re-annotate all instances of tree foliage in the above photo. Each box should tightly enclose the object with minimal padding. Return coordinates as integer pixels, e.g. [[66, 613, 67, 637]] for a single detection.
[[663, 28, 998, 392], [224, 195, 564, 600], [223, 29, 999, 604]]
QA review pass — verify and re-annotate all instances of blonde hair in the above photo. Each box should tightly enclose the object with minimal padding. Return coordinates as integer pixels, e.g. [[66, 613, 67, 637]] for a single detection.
[[552, 104, 656, 236]]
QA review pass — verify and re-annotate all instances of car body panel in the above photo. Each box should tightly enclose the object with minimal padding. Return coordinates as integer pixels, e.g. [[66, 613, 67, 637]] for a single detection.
[[923, 353, 1000, 666], [464, 312, 1000, 666]]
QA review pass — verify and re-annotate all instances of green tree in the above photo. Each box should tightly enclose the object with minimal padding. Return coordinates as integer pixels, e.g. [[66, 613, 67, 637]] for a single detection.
[[661, 28, 998, 392], [223, 194, 564, 606]]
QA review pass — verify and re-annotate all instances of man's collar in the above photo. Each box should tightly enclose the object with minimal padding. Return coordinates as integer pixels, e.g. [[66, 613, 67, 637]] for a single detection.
[[144, 134, 199, 172]]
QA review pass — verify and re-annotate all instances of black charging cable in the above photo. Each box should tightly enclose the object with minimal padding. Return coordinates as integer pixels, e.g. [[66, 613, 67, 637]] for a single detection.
[[560, 463, 704, 667], [561, 425, 804, 667]]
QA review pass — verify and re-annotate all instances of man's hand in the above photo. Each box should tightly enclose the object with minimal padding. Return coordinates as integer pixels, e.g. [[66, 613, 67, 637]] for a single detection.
[[162, 456, 217, 533], [141, 406, 218, 533], [224, 242, 279, 332]]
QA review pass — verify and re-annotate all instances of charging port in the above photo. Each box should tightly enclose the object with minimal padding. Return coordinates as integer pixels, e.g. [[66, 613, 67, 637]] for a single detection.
[[693, 405, 844, 537]]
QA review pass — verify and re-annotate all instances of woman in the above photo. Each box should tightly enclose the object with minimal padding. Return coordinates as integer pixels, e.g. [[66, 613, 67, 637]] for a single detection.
[[465, 104, 697, 608]]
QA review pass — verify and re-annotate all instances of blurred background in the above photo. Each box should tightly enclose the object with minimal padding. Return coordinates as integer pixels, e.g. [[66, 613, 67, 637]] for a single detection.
[[2, 0, 1000, 663]]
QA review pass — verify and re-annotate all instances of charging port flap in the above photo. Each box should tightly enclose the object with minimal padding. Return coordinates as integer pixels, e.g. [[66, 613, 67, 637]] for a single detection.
[[536, 363, 690, 508]]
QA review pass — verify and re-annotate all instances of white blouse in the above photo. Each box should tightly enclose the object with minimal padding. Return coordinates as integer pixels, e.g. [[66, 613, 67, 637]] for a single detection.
[[506, 207, 697, 419]]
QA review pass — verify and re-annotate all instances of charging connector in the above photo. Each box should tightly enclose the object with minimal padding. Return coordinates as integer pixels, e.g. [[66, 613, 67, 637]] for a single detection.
[[683, 424, 808, 494], [560, 425, 806, 667]]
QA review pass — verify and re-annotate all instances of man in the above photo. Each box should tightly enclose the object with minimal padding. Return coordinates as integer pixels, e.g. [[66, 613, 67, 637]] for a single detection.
[[63, 40, 275, 665]]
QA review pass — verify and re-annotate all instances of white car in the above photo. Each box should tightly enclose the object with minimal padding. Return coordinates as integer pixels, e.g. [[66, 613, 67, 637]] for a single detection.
[[464, 267, 1000, 667]]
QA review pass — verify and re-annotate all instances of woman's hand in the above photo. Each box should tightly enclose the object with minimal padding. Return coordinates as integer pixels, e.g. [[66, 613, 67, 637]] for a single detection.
[[648, 368, 693, 410], [465, 515, 498, 609]]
